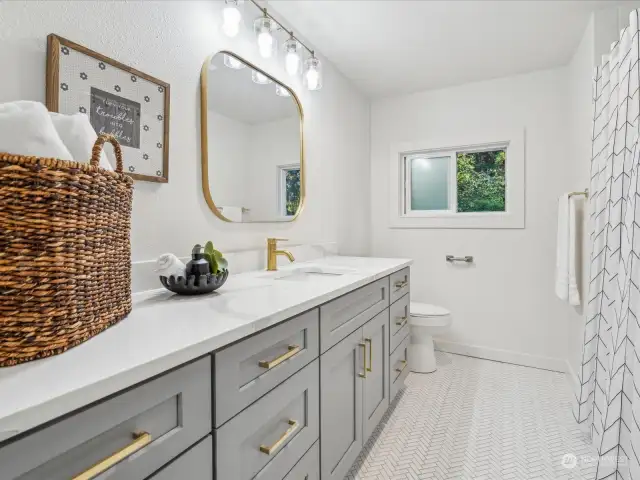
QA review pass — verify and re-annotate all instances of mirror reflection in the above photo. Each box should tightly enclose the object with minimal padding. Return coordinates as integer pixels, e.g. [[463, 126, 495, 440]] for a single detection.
[[202, 52, 303, 222]]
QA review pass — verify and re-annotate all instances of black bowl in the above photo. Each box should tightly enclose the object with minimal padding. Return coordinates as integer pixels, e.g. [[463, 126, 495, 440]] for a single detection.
[[159, 270, 229, 295]]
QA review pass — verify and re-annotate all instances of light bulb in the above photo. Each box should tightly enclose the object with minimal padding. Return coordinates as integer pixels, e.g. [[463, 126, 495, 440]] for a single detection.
[[306, 68, 319, 90], [303, 55, 322, 91], [254, 15, 276, 59], [284, 37, 301, 76], [223, 54, 245, 69], [257, 31, 273, 58], [222, 4, 241, 37]]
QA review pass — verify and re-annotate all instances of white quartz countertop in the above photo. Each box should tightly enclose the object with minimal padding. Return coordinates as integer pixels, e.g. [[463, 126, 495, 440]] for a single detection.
[[0, 256, 411, 443]]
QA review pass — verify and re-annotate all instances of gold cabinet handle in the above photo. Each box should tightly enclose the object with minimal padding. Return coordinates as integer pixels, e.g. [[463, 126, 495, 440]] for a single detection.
[[72, 431, 151, 480], [259, 345, 301, 369], [365, 338, 373, 372], [358, 342, 367, 378], [259, 419, 298, 455], [395, 317, 408, 328], [394, 280, 408, 289], [395, 359, 408, 374]]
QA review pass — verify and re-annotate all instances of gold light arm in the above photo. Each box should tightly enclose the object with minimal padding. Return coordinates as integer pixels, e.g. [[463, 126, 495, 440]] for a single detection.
[[72, 432, 151, 480], [259, 420, 299, 455], [259, 345, 301, 369]]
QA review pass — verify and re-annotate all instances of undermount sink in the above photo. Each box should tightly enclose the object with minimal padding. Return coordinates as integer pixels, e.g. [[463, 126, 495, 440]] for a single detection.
[[261, 265, 357, 281]]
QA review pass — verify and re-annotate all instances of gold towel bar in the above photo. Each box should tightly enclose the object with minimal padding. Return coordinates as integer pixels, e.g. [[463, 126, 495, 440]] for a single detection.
[[568, 189, 589, 198]]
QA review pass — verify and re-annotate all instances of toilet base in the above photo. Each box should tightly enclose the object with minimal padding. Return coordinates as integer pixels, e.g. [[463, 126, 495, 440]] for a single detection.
[[408, 332, 437, 373]]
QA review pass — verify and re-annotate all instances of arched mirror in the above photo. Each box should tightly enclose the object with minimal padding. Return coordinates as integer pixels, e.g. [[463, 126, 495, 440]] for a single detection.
[[200, 51, 305, 222]]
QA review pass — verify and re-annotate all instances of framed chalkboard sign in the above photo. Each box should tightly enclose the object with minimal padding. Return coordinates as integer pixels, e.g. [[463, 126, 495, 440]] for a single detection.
[[46, 34, 170, 183]]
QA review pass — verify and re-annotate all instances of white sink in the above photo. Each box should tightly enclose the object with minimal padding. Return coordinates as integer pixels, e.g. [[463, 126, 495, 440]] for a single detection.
[[261, 265, 357, 281]]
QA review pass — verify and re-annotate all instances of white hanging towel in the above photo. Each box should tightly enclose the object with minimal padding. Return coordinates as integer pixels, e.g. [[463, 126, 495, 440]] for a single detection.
[[555, 194, 581, 305], [219, 206, 243, 222]]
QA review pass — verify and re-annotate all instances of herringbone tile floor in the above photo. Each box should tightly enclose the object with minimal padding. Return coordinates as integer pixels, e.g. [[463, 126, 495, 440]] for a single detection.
[[345, 352, 597, 480]]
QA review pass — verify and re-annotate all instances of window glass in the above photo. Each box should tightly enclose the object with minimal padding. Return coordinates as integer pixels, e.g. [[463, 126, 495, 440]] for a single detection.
[[284, 168, 300, 216], [409, 156, 450, 211], [456, 150, 506, 212]]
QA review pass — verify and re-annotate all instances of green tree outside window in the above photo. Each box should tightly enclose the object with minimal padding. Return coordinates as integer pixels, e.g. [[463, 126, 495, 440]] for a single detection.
[[456, 150, 505, 212]]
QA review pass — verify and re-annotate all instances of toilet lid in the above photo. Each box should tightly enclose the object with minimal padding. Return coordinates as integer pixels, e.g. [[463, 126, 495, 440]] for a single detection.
[[410, 302, 450, 317]]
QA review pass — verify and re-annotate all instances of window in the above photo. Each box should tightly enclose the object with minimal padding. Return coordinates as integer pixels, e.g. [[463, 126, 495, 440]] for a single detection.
[[389, 130, 524, 229], [278, 165, 301, 216], [403, 146, 506, 216]]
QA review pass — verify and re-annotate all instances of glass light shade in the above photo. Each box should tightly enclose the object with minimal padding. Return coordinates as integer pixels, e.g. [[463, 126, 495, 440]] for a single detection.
[[251, 69, 272, 85], [223, 54, 245, 69], [254, 16, 276, 58], [283, 37, 301, 76], [303, 55, 322, 91], [222, 0, 242, 38], [275, 84, 291, 97]]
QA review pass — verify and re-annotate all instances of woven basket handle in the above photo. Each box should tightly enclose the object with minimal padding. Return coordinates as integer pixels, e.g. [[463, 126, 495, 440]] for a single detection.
[[91, 134, 124, 173]]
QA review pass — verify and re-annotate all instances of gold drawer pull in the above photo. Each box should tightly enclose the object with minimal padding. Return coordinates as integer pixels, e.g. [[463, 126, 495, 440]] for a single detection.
[[394, 280, 408, 289], [395, 317, 408, 328], [365, 338, 373, 373], [395, 359, 408, 374], [358, 342, 367, 378], [259, 345, 301, 369], [259, 419, 299, 455], [72, 431, 151, 480]]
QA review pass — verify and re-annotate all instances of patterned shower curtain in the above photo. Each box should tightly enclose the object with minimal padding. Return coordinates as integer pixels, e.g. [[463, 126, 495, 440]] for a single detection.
[[574, 9, 640, 479]]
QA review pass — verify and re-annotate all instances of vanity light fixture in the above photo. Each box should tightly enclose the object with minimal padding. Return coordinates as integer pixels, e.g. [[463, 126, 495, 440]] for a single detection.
[[254, 9, 276, 59], [222, 0, 243, 38], [245, 0, 323, 92], [283, 35, 301, 76], [303, 53, 322, 91], [223, 54, 245, 69], [275, 84, 291, 97], [251, 69, 272, 85]]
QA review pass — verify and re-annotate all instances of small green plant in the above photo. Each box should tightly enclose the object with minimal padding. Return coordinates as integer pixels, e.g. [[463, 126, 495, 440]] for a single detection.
[[204, 241, 228, 274]]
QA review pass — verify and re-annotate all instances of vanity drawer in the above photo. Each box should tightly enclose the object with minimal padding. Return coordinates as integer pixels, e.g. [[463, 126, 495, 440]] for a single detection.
[[390, 334, 410, 401], [216, 359, 319, 480], [389, 267, 410, 304], [214, 308, 319, 427], [320, 277, 389, 353], [283, 442, 319, 480], [148, 435, 213, 480], [390, 293, 410, 354], [0, 357, 211, 480]]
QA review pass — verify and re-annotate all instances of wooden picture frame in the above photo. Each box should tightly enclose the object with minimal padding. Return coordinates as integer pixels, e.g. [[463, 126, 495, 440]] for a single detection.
[[46, 34, 170, 183]]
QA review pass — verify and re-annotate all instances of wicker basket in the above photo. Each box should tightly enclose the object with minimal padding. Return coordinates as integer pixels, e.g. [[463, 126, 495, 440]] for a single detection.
[[0, 135, 133, 367]]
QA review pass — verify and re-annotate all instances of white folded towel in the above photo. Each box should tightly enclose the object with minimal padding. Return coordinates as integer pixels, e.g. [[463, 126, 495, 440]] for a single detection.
[[0, 101, 73, 159], [219, 206, 243, 222], [555, 194, 581, 306], [155, 254, 187, 279], [50, 112, 113, 171]]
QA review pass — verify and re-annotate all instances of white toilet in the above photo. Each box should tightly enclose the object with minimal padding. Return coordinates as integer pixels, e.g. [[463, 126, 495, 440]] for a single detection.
[[408, 302, 452, 373]]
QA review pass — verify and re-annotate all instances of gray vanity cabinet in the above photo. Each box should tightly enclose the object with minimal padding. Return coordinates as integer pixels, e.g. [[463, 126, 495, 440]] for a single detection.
[[362, 309, 390, 442], [148, 436, 213, 480], [319, 328, 364, 480]]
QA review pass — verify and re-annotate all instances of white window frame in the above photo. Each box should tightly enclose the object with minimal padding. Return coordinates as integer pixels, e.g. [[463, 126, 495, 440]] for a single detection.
[[277, 164, 300, 218], [389, 128, 525, 229]]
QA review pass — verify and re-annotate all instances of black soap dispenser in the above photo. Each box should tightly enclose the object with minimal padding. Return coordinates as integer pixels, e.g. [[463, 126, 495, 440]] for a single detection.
[[186, 244, 211, 277]]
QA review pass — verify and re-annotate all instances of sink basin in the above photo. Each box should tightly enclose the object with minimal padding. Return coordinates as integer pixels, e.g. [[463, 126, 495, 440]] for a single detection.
[[261, 265, 357, 281]]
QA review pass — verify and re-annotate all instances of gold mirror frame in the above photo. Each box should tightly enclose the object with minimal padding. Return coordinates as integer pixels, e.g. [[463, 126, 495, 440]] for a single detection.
[[200, 51, 306, 223]]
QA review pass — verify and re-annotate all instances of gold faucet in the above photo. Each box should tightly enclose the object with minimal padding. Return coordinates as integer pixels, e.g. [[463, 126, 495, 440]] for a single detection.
[[266, 238, 295, 271]]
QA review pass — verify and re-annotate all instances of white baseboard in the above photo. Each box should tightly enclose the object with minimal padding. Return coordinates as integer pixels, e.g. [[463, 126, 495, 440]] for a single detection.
[[434, 340, 567, 373]]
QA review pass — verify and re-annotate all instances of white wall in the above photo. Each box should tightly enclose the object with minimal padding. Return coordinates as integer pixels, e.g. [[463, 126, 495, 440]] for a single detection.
[[566, 15, 595, 381], [370, 68, 573, 371], [0, 0, 371, 262]]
